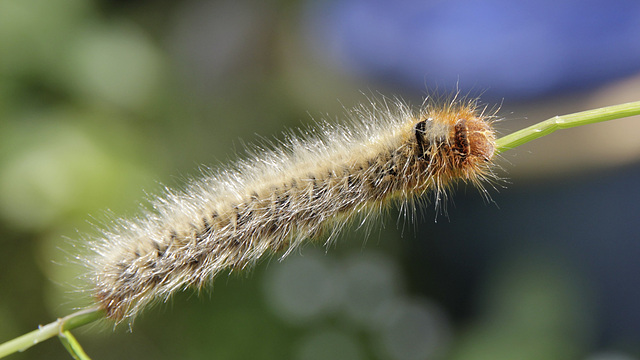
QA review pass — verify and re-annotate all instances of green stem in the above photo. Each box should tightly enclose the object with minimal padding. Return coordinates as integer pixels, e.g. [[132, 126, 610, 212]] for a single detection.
[[0, 307, 104, 358], [59, 330, 93, 360], [495, 101, 640, 154]]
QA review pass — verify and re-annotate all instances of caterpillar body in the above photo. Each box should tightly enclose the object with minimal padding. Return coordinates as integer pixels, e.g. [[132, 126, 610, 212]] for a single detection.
[[88, 97, 498, 322]]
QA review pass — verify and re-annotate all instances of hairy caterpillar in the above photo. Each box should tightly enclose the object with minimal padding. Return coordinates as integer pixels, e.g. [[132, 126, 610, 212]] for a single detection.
[[88, 96, 498, 322]]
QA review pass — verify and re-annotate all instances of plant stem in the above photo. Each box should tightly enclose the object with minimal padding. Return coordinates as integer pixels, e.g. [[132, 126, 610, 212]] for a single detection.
[[0, 307, 104, 358], [59, 330, 93, 360], [495, 101, 640, 153]]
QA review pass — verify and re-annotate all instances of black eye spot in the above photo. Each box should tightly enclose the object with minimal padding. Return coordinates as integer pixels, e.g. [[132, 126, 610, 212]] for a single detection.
[[414, 120, 430, 160]]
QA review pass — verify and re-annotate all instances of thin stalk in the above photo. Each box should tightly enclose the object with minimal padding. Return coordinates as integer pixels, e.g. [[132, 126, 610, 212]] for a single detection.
[[495, 101, 640, 153], [59, 330, 93, 360], [0, 307, 104, 358]]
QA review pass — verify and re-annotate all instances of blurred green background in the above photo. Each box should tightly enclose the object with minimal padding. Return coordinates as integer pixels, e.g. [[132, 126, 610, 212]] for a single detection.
[[1, 0, 640, 359]]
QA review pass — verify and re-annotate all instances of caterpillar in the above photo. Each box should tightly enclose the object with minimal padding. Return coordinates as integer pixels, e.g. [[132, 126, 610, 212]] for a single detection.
[[87, 96, 498, 322]]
